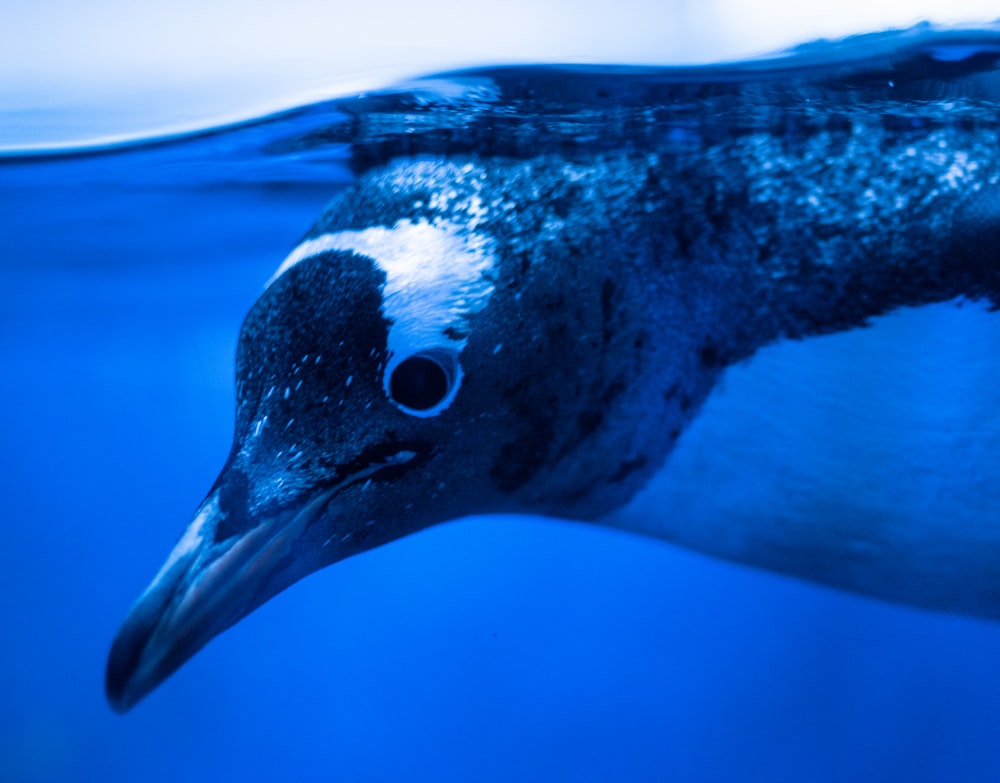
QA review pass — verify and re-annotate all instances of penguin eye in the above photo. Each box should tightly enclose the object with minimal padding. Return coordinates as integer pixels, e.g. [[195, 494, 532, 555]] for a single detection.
[[388, 350, 459, 415]]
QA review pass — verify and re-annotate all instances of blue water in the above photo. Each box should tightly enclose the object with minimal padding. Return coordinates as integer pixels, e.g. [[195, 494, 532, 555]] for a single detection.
[[4, 24, 1000, 782]]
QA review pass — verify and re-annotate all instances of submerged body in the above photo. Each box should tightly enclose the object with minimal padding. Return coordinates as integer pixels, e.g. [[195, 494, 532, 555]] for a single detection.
[[107, 32, 1000, 711]]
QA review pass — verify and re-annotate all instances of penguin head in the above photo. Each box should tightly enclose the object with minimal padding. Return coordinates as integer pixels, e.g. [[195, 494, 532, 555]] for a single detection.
[[106, 158, 687, 712]]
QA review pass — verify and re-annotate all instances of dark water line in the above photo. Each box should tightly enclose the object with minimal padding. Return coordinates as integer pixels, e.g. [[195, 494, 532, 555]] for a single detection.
[[3, 22, 1000, 163]]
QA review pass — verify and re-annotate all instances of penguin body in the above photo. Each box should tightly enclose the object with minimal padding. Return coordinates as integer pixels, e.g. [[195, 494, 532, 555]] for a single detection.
[[107, 73, 1000, 712]]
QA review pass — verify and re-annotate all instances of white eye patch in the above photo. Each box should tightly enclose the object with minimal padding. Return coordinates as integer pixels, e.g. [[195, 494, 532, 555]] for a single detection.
[[270, 219, 497, 415]]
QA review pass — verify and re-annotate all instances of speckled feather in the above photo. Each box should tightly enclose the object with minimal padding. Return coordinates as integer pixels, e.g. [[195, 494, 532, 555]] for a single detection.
[[284, 128, 999, 520]]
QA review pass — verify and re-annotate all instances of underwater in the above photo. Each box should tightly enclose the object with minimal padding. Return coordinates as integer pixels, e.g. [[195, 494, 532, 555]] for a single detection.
[[3, 3, 1000, 782]]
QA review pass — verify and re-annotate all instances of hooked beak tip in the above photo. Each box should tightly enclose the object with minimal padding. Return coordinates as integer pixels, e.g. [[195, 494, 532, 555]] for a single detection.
[[105, 634, 142, 714], [104, 566, 188, 714], [104, 490, 224, 713], [104, 484, 337, 712]]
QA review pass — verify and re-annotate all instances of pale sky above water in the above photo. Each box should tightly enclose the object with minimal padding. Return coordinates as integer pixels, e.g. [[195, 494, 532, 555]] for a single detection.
[[2, 0, 998, 147]]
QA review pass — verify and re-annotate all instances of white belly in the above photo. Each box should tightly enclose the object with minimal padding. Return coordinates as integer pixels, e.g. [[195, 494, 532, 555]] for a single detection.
[[602, 299, 1000, 617]]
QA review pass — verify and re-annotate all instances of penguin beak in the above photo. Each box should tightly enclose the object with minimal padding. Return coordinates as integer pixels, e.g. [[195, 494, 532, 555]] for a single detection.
[[105, 485, 333, 713]]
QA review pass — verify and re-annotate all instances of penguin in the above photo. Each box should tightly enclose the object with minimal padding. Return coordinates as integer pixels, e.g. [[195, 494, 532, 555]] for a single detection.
[[106, 103, 1000, 713]]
